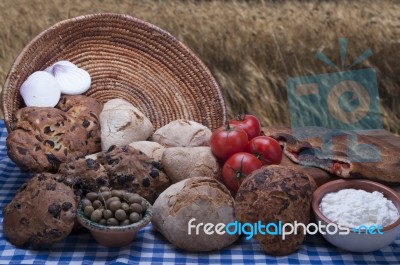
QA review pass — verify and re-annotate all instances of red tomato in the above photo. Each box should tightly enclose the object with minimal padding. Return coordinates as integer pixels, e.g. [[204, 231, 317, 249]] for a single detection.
[[210, 124, 248, 161], [222, 152, 262, 193], [246, 136, 282, 165], [229, 114, 261, 140]]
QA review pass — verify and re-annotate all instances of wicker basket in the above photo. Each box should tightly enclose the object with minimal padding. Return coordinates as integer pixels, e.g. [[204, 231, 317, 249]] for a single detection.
[[1, 13, 226, 132]]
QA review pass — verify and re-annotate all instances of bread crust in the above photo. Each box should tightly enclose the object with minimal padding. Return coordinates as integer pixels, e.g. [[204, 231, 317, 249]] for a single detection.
[[235, 165, 317, 256]]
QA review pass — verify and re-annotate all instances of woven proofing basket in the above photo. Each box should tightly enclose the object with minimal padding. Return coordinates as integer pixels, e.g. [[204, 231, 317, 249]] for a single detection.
[[1, 13, 226, 132]]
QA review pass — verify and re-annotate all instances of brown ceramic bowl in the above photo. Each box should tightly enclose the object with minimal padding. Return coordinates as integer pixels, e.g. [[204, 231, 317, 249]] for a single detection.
[[312, 179, 400, 252], [77, 200, 152, 247]]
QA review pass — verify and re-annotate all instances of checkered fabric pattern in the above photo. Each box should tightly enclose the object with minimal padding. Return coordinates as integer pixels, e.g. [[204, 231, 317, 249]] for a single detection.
[[0, 119, 399, 265]]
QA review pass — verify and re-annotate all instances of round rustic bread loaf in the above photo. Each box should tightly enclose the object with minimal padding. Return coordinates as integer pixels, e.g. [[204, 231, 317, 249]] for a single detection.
[[129, 141, 165, 162], [235, 165, 317, 256], [2, 173, 77, 248], [161, 146, 221, 183], [100, 98, 154, 151], [152, 119, 211, 147], [152, 177, 239, 252]]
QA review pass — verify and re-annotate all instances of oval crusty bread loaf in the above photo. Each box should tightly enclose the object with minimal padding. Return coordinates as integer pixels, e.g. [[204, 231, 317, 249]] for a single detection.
[[235, 165, 317, 256]]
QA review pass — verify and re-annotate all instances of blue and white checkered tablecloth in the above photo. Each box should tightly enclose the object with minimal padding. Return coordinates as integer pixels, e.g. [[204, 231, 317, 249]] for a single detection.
[[0, 119, 399, 265]]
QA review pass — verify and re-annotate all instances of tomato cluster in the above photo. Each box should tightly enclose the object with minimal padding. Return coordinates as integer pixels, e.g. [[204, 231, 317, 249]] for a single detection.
[[210, 114, 283, 194]]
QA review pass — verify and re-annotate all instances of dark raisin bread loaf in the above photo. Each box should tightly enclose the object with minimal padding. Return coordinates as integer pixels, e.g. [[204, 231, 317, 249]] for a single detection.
[[235, 165, 317, 256], [2, 173, 77, 247], [58, 145, 170, 203], [58, 157, 109, 193], [7, 95, 102, 172], [97, 145, 171, 203]]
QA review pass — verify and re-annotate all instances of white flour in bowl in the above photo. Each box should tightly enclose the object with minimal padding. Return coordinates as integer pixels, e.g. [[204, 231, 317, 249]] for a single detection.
[[319, 189, 399, 228]]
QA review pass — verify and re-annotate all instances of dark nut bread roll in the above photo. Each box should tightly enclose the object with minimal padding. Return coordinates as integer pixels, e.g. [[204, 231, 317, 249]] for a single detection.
[[7, 95, 102, 172], [235, 165, 317, 256], [2, 173, 77, 248], [97, 145, 171, 203], [58, 157, 109, 193], [56, 145, 170, 203]]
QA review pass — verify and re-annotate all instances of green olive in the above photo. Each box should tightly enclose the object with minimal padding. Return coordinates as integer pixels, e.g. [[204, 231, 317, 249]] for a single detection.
[[103, 209, 113, 219], [123, 192, 132, 201], [99, 219, 107, 225], [120, 219, 130, 226], [99, 191, 112, 201], [81, 198, 92, 208], [100, 186, 110, 192], [121, 202, 129, 212], [128, 194, 142, 204], [86, 192, 99, 201], [84, 205, 94, 218], [115, 209, 127, 221], [111, 190, 123, 198], [141, 200, 147, 212], [107, 218, 119, 226], [106, 196, 120, 206], [109, 200, 122, 212], [90, 209, 102, 222], [92, 200, 102, 209], [129, 212, 141, 223], [129, 203, 142, 213]]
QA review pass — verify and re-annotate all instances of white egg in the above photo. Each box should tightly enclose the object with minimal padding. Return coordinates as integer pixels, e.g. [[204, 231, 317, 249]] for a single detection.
[[52, 64, 91, 95], [44, 60, 78, 74], [20, 71, 61, 107]]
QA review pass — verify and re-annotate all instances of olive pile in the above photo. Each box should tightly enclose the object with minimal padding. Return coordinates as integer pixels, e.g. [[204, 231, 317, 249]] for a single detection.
[[81, 187, 148, 226]]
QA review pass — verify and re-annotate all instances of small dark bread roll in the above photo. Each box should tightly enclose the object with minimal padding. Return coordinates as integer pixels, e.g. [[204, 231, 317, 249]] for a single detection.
[[97, 145, 171, 203], [56, 145, 170, 202], [2, 173, 77, 248], [58, 157, 109, 193]]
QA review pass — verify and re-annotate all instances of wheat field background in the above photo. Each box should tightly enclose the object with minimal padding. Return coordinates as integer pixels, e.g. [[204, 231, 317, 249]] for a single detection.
[[0, 0, 399, 133]]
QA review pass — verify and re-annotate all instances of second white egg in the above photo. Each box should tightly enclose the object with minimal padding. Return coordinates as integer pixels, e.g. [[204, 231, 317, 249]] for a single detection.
[[51, 62, 91, 95]]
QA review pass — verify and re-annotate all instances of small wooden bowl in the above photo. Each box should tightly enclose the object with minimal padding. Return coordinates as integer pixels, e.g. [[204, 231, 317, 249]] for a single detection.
[[77, 200, 152, 247]]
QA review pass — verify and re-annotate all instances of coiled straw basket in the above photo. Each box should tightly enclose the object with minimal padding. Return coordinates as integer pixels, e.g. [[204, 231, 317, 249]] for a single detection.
[[1, 13, 226, 132]]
